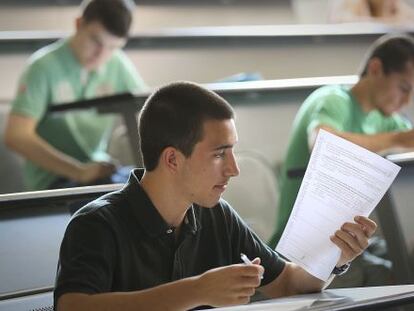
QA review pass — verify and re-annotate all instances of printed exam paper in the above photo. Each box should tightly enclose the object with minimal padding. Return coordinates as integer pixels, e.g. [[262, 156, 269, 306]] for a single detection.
[[276, 130, 401, 281]]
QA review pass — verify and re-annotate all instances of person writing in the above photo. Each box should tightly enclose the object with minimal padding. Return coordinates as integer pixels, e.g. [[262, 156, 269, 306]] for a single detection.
[[55, 81, 376, 310], [4, 0, 146, 191]]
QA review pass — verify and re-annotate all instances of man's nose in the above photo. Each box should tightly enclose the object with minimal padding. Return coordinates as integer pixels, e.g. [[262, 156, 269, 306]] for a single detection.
[[226, 153, 240, 177]]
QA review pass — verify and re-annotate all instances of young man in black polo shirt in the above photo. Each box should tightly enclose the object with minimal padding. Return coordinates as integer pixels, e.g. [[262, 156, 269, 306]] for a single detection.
[[55, 81, 376, 310]]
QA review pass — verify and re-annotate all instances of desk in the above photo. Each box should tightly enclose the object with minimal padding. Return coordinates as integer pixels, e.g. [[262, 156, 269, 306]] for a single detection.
[[0, 291, 53, 311], [214, 285, 414, 311], [48, 92, 146, 167], [1, 285, 414, 311], [49, 75, 358, 167], [0, 185, 121, 299], [0, 24, 403, 50]]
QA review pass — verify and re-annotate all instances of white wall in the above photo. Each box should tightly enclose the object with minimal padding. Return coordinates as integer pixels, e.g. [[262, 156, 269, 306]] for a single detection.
[[0, 4, 295, 32]]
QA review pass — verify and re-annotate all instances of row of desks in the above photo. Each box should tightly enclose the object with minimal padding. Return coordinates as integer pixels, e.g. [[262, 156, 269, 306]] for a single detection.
[[0, 23, 412, 100], [0, 23, 406, 50]]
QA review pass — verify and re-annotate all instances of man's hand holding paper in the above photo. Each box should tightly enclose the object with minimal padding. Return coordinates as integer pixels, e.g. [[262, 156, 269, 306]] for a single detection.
[[331, 215, 377, 268]]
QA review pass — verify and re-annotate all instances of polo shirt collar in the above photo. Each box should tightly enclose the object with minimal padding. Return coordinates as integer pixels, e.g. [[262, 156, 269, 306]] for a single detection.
[[61, 37, 81, 71], [123, 168, 199, 237]]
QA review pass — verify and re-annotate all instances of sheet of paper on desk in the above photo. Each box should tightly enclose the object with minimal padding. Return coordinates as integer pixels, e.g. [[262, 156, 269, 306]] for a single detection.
[[212, 297, 316, 310], [276, 129, 401, 281]]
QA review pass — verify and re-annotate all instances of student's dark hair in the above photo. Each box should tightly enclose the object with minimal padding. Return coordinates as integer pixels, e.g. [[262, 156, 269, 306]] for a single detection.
[[139, 81, 235, 171], [360, 34, 414, 77], [81, 0, 134, 37]]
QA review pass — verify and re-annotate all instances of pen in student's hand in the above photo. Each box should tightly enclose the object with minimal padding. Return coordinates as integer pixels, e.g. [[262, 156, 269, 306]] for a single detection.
[[240, 253, 252, 265], [240, 253, 263, 279]]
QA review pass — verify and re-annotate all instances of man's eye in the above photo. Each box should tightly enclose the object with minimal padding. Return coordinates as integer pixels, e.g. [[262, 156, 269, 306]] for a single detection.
[[214, 151, 225, 158]]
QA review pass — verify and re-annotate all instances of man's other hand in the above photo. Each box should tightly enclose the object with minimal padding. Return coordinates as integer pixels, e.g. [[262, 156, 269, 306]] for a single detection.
[[330, 216, 377, 267]]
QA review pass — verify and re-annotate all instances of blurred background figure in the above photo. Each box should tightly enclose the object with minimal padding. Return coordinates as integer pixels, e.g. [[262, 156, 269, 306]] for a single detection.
[[3, 0, 146, 191], [329, 0, 414, 25]]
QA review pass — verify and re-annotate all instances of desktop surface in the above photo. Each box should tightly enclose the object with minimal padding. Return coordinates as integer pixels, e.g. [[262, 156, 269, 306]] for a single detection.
[[0, 204, 71, 296], [0, 283, 414, 311], [0, 291, 53, 311], [214, 284, 414, 311]]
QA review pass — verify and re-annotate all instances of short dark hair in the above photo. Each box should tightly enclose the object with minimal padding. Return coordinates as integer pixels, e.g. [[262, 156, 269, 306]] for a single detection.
[[81, 0, 134, 38], [360, 34, 414, 77], [139, 81, 235, 171]]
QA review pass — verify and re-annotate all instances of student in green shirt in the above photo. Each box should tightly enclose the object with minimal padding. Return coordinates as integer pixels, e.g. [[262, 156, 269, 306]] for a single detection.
[[4, 0, 146, 191], [269, 34, 414, 286], [270, 33, 414, 247]]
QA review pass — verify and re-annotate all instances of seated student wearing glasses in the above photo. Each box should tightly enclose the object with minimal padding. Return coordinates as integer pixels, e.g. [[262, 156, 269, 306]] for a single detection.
[[4, 0, 146, 191], [54, 81, 376, 310]]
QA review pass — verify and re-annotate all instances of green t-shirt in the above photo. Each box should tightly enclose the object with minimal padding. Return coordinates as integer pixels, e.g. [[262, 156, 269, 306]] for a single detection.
[[268, 84, 412, 247], [11, 38, 147, 190]]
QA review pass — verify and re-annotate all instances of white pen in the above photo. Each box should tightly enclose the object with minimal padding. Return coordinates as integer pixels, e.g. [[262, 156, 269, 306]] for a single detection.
[[240, 253, 252, 265], [240, 253, 263, 279]]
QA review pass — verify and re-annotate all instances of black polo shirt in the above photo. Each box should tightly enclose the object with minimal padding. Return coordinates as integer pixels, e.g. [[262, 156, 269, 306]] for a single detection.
[[54, 169, 285, 308]]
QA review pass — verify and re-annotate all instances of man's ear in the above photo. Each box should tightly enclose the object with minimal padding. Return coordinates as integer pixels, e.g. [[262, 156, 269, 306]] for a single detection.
[[367, 57, 384, 77], [160, 147, 183, 172], [75, 17, 84, 32]]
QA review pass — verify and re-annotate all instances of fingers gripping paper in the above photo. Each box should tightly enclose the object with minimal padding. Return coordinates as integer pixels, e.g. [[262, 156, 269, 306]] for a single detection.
[[276, 130, 400, 281]]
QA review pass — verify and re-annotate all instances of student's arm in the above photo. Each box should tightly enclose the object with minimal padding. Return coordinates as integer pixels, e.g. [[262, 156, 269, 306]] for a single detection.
[[3, 113, 114, 184], [57, 263, 263, 311], [257, 262, 324, 298], [259, 216, 376, 298], [309, 125, 414, 153], [306, 86, 414, 153]]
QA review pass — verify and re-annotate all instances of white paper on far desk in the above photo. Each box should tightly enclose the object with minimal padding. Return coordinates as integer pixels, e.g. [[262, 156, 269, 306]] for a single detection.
[[276, 129, 401, 281]]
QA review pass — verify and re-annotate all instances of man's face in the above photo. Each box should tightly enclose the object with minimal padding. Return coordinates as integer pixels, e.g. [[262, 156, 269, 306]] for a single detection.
[[373, 62, 414, 116], [74, 19, 126, 70], [178, 119, 240, 208]]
